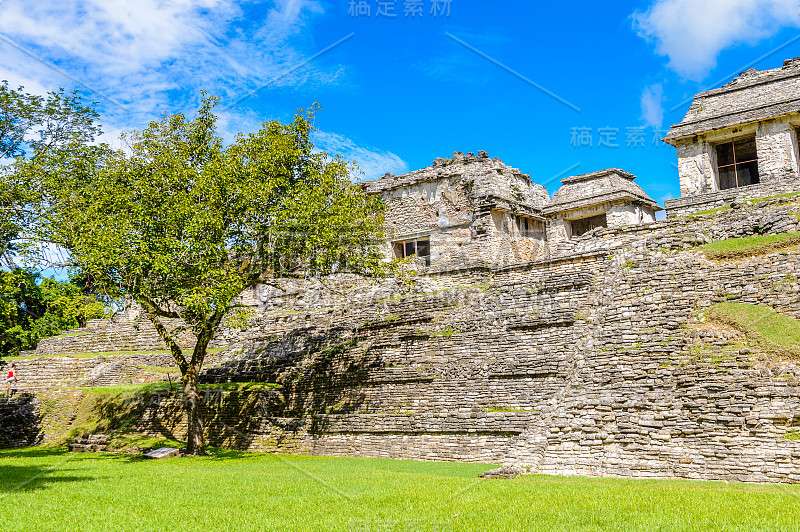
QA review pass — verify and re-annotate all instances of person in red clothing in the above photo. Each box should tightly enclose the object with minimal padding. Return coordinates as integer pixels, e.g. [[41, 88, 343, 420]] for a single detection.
[[6, 364, 17, 397]]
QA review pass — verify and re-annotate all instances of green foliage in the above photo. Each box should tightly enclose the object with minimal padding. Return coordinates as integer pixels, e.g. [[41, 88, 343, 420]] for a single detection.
[[705, 303, 800, 358], [0, 269, 107, 357], [783, 430, 800, 441], [435, 326, 461, 337], [0, 269, 43, 356], [685, 205, 730, 218], [36, 97, 386, 336], [699, 232, 800, 260], [482, 406, 528, 412], [1, 82, 101, 266]]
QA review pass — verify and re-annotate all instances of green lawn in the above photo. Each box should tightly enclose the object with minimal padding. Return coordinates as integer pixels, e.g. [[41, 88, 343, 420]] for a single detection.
[[2, 448, 800, 531]]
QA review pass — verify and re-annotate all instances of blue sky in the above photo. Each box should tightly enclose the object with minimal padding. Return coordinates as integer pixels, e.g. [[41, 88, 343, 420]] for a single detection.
[[2, 0, 800, 209]]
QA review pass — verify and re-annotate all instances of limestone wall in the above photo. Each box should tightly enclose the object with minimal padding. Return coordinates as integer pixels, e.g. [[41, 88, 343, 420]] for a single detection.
[[10, 198, 800, 483], [488, 211, 547, 265], [606, 202, 656, 227], [31, 316, 226, 357], [676, 138, 714, 197], [549, 194, 800, 258], [156, 198, 800, 482], [0, 352, 177, 393], [665, 178, 800, 218], [364, 152, 551, 269], [757, 119, 800, 181], [0, 396, 41, 448]]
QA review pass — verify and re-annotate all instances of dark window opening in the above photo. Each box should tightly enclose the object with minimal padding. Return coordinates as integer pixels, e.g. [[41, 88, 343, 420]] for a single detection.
[[512, 215, 544, 238], [716, 136, 759, 190], [393, 238, 431, 266], [796, 128, 800, 171], [570, 213, 607, 237]]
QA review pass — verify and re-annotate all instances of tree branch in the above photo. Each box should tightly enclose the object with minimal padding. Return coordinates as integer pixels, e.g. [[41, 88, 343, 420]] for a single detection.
[[138, 297, 188, 374]]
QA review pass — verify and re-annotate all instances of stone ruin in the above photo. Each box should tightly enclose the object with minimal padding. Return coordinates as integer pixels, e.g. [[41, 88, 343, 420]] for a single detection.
[[4, 59, 800, 483], [363, 154, 661, 270], [664, 57, 800, 217]]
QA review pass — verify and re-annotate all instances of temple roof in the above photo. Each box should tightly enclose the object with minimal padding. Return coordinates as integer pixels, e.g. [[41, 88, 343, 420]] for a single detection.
[[664, 57, 800, 145], [362, 151, 551, 212], [543, 168, 661, 214]]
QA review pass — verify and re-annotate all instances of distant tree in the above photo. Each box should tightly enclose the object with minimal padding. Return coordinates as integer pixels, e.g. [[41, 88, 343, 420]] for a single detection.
[[0, 269, 107, 358], [0, 269, 44, 357], [34, 274, 107, 334], [35, 97, 387, 454], [0, 81, 100, 268]]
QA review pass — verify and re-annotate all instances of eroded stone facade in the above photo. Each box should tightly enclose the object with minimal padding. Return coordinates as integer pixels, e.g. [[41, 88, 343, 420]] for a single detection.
[[178, 196, 800, 483], [365, 158, 661, 269], [8, 60, 800, 487], [665, 58, 800, 217], [363, 151, 550, 268]]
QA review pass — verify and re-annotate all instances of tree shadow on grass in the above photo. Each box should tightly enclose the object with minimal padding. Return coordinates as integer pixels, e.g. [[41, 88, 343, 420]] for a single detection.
[[0, 446, 68, 459], [0, 456, 96, 494]]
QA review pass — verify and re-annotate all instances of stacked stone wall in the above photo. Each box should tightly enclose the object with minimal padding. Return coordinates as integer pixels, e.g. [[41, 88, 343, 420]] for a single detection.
[[174, 199, 800, 482], [8, 199, 800, 483], [665, 177, 800, 218], [1, 352, 178, 394], [120, 238, 800, 483], [32, 316, 226, 357], [559, 194, 800, 257], [0, 396, 41, 448]]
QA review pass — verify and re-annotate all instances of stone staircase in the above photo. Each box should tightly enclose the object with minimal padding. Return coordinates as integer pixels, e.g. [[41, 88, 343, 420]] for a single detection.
[[29, 317, 228, 358], [68, 433, 110, 453], [1, 354, 179, 393]]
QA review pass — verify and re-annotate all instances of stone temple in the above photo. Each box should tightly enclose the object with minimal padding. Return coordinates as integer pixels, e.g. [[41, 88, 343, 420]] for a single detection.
[[4, 59, 800, 484], [363, 157, 661, 269], [664, 57, 800, 217]]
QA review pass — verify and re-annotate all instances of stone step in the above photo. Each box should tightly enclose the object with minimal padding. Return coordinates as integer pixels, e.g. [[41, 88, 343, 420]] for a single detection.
[[68, 443, 108, 453], [69, 432, 110, 452], [76, 433, 110, 444]]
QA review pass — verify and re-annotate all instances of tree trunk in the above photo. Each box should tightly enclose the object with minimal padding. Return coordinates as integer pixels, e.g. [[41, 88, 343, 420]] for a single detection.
[[183, 364, 206, 455]]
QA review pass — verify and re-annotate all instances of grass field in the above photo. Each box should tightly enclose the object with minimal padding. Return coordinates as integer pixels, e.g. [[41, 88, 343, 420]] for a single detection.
[[2, 448, 800, 531]]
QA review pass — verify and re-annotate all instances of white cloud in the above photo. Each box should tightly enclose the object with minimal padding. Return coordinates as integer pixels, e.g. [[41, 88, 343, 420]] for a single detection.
[[633, 0, 800, 80], [640, 83, 664, 128], [313, 131, 409, 181], [0, 0, 341, 136]]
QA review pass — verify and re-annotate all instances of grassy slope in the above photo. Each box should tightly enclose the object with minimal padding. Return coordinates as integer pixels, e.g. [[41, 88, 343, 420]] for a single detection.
[[699, 232, 800, 260], [2, 449, 800, 532], [41, 381, 282, 447], [706, 303, 800, 358]]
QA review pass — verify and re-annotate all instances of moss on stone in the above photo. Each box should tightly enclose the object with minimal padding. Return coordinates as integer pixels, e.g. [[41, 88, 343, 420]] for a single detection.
[[705, 303, 800, 358], [699, 232, 800, 260]]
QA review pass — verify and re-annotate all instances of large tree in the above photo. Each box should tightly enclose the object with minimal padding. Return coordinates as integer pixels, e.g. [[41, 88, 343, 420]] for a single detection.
[[34, 97, 387, 454], [0, 81, 100, 267]]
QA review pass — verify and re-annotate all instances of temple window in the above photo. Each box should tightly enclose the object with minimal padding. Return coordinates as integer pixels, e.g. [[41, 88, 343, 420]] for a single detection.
[[570, 213, 607, 237], [393, 238, 431, 266], [796, 128, 800, 171], [715, 136, 759, 190]]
